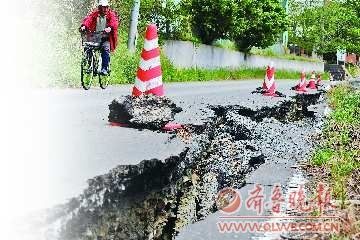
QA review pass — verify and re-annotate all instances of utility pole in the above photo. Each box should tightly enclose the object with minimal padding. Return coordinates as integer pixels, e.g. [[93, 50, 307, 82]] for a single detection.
[[282, 0, 289, 49], [128, 0, 140, 53]]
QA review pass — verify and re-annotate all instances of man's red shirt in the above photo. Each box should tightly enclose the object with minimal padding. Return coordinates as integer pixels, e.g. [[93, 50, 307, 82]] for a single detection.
[[82, 9, 119, 52]]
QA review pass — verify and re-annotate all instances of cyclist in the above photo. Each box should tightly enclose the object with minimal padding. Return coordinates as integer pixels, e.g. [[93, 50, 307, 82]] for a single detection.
[[80, 0, 119, 75]]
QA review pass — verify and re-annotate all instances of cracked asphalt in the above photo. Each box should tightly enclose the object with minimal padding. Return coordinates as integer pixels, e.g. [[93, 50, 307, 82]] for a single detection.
[[31, 80, 325, 236], [45, 80, 320, 204], [45, 80, 286, 205]]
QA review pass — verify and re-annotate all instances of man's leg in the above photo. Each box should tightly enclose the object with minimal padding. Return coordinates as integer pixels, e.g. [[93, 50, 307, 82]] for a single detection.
[[101, 41, 110, 74]]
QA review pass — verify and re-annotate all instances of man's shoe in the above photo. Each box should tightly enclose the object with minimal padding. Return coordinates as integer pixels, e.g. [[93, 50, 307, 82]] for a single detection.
[[100, 69, 108, 76]]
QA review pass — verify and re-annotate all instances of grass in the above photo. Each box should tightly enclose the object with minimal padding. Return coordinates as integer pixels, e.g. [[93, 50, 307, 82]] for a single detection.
[[109, 33, 327, 84], [212, 39, 237, 51], [308, 86, 359, 239], [346, 63, 360, 78], [161, 55, 303, 82], [106, 37, 304, 86], [312, 148, 334, 166], [250, 47, 322, 63], [331, 236, 351, 240], [211, 41, 322, 63], [310, 85, 360, 204]]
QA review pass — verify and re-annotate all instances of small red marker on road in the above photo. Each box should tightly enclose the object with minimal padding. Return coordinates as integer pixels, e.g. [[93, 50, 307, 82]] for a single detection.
[[109, 122, 129, 127], [163, 122, 183, 131]]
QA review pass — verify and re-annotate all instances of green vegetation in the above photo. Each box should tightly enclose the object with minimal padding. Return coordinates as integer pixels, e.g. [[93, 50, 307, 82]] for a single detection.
[[54, 30, 305, 88], [250, 47, 321, 62], [189, 0, 287, 52], [289, 0, 360, 55], [41, 0, 326, 87], [211, 42, 321, 63], [310, 85, 360, 205], [161, 60, 303, 83], [110, 0, 197, 43], [346, 64, 360, 78], [230, 0, 288, 52], [212, 39, 237, 51], [331, 236, 351, 240]]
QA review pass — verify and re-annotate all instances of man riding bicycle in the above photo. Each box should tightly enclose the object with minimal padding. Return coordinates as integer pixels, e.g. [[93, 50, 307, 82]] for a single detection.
[[80, 0, 119, 76]]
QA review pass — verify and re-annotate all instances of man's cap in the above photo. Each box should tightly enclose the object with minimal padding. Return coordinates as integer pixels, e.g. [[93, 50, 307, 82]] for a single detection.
[[98, 0, 109, 6]]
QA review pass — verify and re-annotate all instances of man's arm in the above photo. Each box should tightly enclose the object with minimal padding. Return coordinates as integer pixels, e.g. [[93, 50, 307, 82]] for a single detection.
[[107, 11, 119, 32], [82, 11, 96, 29]]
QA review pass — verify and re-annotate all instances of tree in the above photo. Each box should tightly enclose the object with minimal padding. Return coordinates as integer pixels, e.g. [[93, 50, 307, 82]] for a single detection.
[[289, 2, 360, 55], [110, 0, 134, 30], [346, 0, 360, 17], [111, 0, 193, 41], [140, 0, 192, 40], [189, 0, 288, 51], [288, 7, 317, 53], [188, 0, 235, 44], [231, 0, 288, 52]]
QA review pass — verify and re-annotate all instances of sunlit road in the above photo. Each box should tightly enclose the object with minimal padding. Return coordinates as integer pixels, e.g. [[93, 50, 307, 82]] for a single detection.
[[38, 80, 301, 209]]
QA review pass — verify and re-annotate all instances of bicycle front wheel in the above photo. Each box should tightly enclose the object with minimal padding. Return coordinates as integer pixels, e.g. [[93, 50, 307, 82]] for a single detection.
[[81, 53, 95, 90], [99, 70, 110, 89]]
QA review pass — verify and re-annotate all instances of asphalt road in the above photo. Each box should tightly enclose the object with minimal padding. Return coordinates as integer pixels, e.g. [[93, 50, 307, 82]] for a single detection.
[[9, 79, 330, 240], [34, 80, 303, 210], [14, 80, 316, 215]]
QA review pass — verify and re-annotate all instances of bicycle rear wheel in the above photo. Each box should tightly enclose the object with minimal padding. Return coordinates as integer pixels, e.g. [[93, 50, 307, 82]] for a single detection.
[[81, 52, 95, 90]]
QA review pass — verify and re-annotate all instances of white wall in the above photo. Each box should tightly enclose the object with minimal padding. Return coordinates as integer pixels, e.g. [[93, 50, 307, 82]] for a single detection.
[[162, 40, 324, 73]]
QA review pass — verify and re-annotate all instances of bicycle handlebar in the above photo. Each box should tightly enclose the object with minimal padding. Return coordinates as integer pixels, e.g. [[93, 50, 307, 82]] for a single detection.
[[80, 31, 109, 35], [81, 31, 110, 45]]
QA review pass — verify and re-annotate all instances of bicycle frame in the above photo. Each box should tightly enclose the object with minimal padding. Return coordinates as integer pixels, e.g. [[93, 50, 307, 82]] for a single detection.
[[80, 31, 111, 90], [81, 31, 110, 73]]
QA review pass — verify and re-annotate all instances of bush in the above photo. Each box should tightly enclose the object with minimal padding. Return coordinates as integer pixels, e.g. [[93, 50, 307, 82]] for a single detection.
[[140, 0, 194, 41], [212, 39, 237, 51], [188, 0, 235, 44], [189, 0, 287, 51], [231, 0, 288, 52], [346, 63, 360, 77], [38, 0, 303, 87], [310, 85, 360, 204], [250, 47, 322, 62], [311, 148, 334, 166], [110, 33, 142, 84], [110, 0, 194, 42]]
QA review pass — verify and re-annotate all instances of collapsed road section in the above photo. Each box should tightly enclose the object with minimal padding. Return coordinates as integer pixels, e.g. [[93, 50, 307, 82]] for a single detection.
[[42, 92, 325, 240], [108, 94, 182, 130]]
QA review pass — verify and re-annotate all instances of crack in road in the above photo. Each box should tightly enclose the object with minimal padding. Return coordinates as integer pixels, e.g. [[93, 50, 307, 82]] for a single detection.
[[42, 92, 325, 240]]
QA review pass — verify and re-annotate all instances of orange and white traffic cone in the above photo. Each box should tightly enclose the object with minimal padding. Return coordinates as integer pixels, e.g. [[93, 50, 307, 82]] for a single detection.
[[262, 62, 277, 96], [295, 70, 307, 92], [132, 24, 164, 97], [308, 71, 317, 89]]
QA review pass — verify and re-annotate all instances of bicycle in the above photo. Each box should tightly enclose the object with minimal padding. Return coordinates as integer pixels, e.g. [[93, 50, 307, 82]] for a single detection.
[[80, 31, 111, 90]]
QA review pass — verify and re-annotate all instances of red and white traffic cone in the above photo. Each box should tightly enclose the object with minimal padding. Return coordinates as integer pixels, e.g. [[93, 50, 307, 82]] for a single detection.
[[262, 62, 277, 96], [295, 70, 307, 92], [132, 24, 164, 97], [308, 71, 317, 89]]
